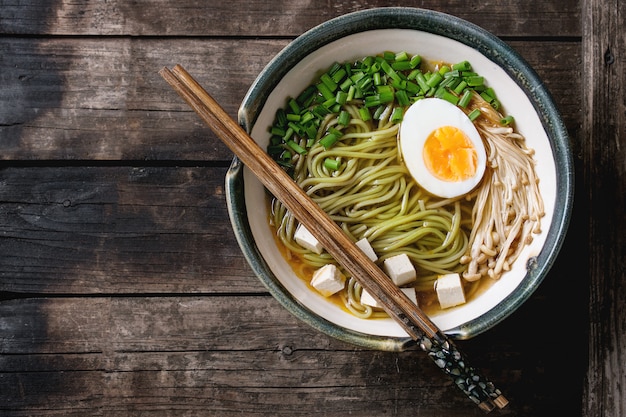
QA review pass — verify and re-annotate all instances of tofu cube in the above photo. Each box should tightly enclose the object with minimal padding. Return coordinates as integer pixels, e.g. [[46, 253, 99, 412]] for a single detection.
[[355, 237, 378, 262], [361, 287, 418, 308], [310, 264, 345, 297], [294, 223, 324, 254], [382, 253, 416, 286], [435, 273, 466, 309]]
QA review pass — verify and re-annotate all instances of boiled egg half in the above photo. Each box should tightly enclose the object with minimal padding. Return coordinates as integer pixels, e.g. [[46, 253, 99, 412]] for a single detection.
[[399, 97, 487, 198]]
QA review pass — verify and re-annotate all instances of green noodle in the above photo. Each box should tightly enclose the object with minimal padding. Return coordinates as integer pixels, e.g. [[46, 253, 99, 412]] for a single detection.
[[266, 53, 542, 319], [270, 102, 473, 318]]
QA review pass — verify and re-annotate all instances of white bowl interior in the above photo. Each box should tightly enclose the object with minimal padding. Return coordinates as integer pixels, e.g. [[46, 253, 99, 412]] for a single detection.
[[244, 29, 556, 337]]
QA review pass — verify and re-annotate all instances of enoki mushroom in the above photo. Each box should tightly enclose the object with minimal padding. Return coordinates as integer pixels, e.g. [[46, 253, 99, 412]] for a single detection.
[[460, 93, 545, 281]]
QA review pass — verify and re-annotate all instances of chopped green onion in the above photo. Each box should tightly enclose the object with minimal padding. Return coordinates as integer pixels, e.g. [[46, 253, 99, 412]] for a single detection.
[[368, 62, 380, 75], [270, 126, 285, 137], [357, 76, 373, 91], [324, 158, 341, 171], [383, 51, 395, 61], [320, 73, 338, 92], [286, 140, 307, 155], [364, 95, 381, 108], [439, 76, 457, 89], [331, 68, 347, 83], [283, 126, 294, 141], [480, 91, 495, 103], [316, 83, 334, 100], [340, 77, 353, 91], [320, 133, 340, 149], [338, 110, 351, 126], [395, 51, 409, 62], [275, 108, 287, 125], [322, 97, 336, 109], [453, 80, 468, 95], [415, 72, 430, 92], [391, 60, 412, 71], [379, 90, 395, 103], [288, 99, 300, 114], [372, 105, 386, 120], [465, 76, 484, 87], [280, 150, 292, 160], [435, 88, 460, 106], [458, 89, 472, 108], [300, 111, 314, 124], [346, 85, 356, 102], [426, 72, 443, 88], [328, 127, 342, 136], [380, 59, 393, 75], [373, 72, 382, 86], [358, 107, 371, 121], [390, 78, 406, 90], [287, 121, 302, 135], [267, 145, 282, 155], [376, 84, 394, 95], [407, 69, 420, 80], [452, 60, 472, 71], [468, 108, 481, 121], [405, 81, 420, 94], [500, 115, 515, 125], [296, 86, 317, 106], [380, 60, 401, 82], [350, 71, 366, 84], [445, 77, 461, 91], [312, 104, 330, 118], [335, 90, 348, 105], [390, 107, 404, 122], [327, 62, 341, 76], [395, 90, 410, 106], [305, 124, 317, 140], [409, 54, 422, 68]]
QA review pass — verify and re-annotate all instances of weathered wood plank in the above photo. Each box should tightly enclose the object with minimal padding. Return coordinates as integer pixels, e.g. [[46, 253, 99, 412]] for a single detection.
[[0, 295, 586, 416], [581, 0, 626, 416], [1, 38, 580, 161], [0, 0, 581, 38], [0, 37, 287, 161], [0, 166, 262, 294]]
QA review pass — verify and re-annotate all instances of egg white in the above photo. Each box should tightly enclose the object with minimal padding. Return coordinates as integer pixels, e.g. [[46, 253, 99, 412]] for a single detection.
[[399, 97, 487, 198]]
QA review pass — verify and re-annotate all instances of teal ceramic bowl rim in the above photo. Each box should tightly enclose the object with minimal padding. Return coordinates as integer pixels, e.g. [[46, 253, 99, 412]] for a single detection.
[[226, 7, 574, 351]]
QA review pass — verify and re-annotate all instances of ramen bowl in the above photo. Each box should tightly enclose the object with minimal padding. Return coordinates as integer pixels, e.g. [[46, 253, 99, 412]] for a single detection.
[[226, 7, 573, 351]]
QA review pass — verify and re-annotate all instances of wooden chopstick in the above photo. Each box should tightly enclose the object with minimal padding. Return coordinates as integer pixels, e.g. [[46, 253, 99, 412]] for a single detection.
[[160, 64, 508, 412]]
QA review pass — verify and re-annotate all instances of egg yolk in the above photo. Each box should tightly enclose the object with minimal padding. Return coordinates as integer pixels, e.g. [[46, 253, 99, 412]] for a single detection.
[[422, 126, 479, 182]]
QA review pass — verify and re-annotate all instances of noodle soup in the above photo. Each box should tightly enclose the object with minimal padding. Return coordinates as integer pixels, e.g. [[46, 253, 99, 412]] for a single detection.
[[230, 11, 571, 344], [265, 52, 544, 319]]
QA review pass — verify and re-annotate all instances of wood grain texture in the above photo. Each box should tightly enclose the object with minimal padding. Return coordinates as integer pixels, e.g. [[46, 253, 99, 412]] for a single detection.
[[0, 166, 259, 294], [0, 0, 581, 37], [0, 294, 585, 416], [0, 0, 623, 415], [581, 0, 626, 416]]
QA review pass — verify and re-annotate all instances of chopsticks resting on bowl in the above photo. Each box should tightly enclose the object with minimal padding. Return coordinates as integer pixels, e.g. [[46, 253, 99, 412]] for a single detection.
[[160, 64, 509, 412]]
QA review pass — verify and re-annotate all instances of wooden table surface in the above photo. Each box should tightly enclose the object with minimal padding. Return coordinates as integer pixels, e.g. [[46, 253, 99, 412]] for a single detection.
[[1, 1, 624, 416]]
